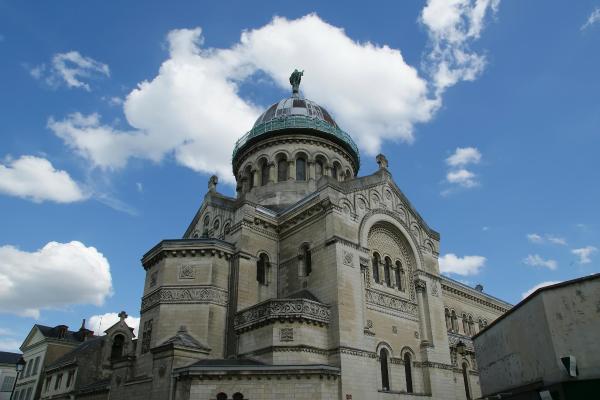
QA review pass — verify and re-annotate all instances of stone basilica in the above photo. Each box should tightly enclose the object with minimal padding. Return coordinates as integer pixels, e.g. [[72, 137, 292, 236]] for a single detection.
[[36, 72, 511, 400]]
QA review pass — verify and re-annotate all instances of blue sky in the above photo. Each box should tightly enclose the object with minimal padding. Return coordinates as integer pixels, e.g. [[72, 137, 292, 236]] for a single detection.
[[1, 1, 599, 351]]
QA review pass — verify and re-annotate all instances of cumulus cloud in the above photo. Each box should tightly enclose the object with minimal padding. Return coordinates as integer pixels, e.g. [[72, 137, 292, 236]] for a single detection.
[[572, 246, 597, 264], [50, 12, 497, 182], [521, 281, 561, 299], [439, 253, 486, 275], [581, 8, 600, 30], [546, 235, 567, 246], [420, 0, 500, 95], [0, 241, 113, 318], [446, 146, 481, 166], [443, 147, 481, 191], [0, 155, 87, 203], [522, 254, 558, 270], [30, 51, 109, 91], [446, 168, 478, 188], [87, 312, 140, 337]]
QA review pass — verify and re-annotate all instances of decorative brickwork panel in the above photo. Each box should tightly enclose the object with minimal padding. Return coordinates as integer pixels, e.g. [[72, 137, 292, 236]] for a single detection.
[[279, 328, 294, 342]]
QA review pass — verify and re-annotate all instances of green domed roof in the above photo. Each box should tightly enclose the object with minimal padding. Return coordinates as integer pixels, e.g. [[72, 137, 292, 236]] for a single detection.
[[232, 71, 360, 171]]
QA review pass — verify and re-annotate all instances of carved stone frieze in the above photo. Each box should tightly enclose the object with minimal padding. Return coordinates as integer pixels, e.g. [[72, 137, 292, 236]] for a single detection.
[[178, 264, 196, 280], [141, 286, 228, 312], [343, 251, 354, 267], [234, 298, 331, 332], [365, 289, 418, 317]]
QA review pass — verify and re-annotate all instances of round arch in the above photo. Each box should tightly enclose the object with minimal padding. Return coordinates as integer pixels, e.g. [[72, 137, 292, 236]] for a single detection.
[[358, 211, 424, 272]]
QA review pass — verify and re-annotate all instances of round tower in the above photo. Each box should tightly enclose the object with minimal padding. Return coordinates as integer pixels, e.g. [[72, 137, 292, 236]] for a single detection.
[[232, 70, 360, 209]]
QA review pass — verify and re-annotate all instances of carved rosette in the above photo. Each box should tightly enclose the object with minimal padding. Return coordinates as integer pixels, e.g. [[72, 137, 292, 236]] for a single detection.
[[141, 286, 228, 312], [234, 298, 331, 333]]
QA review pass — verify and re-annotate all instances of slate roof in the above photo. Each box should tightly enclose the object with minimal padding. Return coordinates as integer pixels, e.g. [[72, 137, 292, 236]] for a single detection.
[[286, 289, 321, 303], [0, 351, 22, 364], [189, 358, 265, 367], [46, 337, 103, 370], [35, 324, 94, 343], [77, 378, 111, 394]]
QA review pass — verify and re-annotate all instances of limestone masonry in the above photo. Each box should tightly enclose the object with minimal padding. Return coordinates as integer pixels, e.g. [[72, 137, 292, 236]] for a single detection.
[[17, 73, 512, 400]]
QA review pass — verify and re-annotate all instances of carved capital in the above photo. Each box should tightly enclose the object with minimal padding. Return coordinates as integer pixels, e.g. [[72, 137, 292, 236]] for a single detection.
[[415, 279, 427, 293]]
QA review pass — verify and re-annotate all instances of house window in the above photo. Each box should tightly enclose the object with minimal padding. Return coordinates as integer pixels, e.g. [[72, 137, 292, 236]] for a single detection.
[[384, 257, 392, 287], [404, 353, 413, 393], [24, 359, 32, 377], [256, 253, 269, 285], [66, 370, 75, 387], [295, 157, 306, 181], [45, 377, 52, 392], [233, 393, 244, 400], [0, 376, 15, 392], [462, 363, 471, 400], [277, 158, 288, 182], [111, 334, 125, 360], [25, 387, 32, 400], [372, 253, 380, 283], [55, 373, 63, 390], [216, 393, 227, 400], [380, 348, 390, 391], [32, 357, 40, 375], [141, 319, 153, 354]]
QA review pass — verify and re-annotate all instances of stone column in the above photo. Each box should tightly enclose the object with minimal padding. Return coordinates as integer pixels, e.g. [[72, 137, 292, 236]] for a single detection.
[[252, 169, 259, 188], [415, 279, 430, 345], [288, 160, 295, 180], [268, 162, 276, 184], [307, 161, 316, 180], [240, 177, 248, 194]]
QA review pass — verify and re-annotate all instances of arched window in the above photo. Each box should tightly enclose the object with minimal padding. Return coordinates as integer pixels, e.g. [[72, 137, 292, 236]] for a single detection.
[[301, 244, 312, 276], [345, 169, 351, 181], [245, 165, 254, 189], [260, 159, 269, 186], [395, 261, 403, 291], [213, 219, 220, 232], [332, 162, 341, 180], [111, 334, 125, 360], [277, 157, 288, 182], [256, 253, 269, 285], [296, 157, 306, 181], [315, 159, 324, 179], [404, 353, 413, 393], [478, 318, 484, 331], [462, 314, 469, 335], [451, 310, 458, 332], [233, 393, 244, 400], [372, 253, 380, 283], [468, 316, 475, 336], [384, 257, 392, 287], [216, 393, 227, 400], [445, 309, 451, 331], [462, 363, 471, 400], [380, 348, 390, 391]]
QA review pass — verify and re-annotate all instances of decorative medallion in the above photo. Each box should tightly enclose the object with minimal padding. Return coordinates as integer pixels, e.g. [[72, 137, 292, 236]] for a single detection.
[[279, 328, 294, 342], [343, 251, 354, 267], [179, 264, 196, 280]]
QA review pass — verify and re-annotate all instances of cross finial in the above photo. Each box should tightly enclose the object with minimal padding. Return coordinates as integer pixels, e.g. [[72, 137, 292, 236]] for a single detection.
[[118, 311, 128, 322], [376, 154, 388, 169]]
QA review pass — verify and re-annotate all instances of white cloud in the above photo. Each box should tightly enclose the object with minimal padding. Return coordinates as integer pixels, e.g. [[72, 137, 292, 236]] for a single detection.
[[446, 168, 478, 187], [0, 241, 113, 318], [446, 147, 481, 166], [572, 246, 597, 264], [522, 254, 558, 270], [0, 155, 87, 203], [546, 235, 567, 246], [136, 182, 143, 192], [87, 312, 140, 337], [420, 0, 500, 95], [49, 12, 496, 182], [0, 338, 21, 353], [31, 51, 109, 91], [527, 233, 544, 243], [581, 8, 600, 30], [439, 253, 486, 275], [521, 281, 561, 299]]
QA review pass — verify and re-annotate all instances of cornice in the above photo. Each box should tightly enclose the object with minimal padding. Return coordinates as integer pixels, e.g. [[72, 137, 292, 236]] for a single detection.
[[141, 239, 235, 270]]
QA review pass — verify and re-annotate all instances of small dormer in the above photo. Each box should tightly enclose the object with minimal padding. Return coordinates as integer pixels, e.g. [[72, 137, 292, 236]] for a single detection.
[[55, 325, 68, 339], [103, 311, 136, 363]]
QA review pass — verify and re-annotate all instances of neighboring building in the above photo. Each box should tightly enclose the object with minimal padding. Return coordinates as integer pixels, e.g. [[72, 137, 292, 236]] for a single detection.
[[40, 313, 134, 400], [14, 323, 94, 400], [0, 351, 22, 400], [474, 274, 600, 399]]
